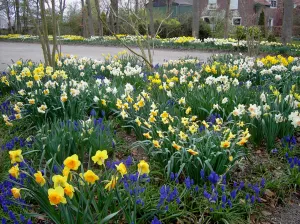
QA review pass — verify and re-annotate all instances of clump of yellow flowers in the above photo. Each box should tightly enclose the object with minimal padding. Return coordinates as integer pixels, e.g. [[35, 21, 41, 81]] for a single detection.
[[8, 149, 150, 206]]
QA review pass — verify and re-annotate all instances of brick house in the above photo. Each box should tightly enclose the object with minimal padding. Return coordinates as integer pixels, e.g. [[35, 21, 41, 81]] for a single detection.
[[152, 0, 300, 35], [199, 0, 300, 34]]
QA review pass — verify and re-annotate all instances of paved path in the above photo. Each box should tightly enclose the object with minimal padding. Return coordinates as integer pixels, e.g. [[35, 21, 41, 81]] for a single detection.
[[0, 42, 214, 71]]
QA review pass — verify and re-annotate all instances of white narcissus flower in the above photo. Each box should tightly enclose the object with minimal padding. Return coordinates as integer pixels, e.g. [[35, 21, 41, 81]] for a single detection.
[[38, 104, 47, 114], [120, 110, 128, 119], [288, 111, 300, 128], [260, 92, 266, 103], [245, 81, 252, 89], [213, 104, 220, 110], [275, 114, 284, 123], [112, 87, 118, 95], [125, 83, 134, 94], [275, 75, 281, 81], [166, 91, 172, 97], [222, 98, 228, 104], [93, 96, 100, 103]]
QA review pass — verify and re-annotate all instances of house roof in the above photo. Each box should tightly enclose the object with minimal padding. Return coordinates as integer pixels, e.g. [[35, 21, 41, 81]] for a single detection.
[[254, 0, 300, 6], [151, 0, 192, 7], [173, 0, 193, 5], [294, 0, 300, 5], [254, 0, 271, 6]]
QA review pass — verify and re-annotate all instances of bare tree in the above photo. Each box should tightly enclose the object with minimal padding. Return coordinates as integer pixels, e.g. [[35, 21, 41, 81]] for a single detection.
[[192, 0, 199, 38], [25, 0, 58, 67], [3, 0, 14, 33], [81, 0, 88, 37], [148, 0, 154, 37], [281, 0, 293, 45], [95, 0, 104, 36], [59, 0, 66, 20], [15, 0, 21, 33], [224, 0, 230, 38], [86, 0, 95, 36], [110, 0, 119, 33], [135, 0, 139, 14], [166, 0, 172, 14]]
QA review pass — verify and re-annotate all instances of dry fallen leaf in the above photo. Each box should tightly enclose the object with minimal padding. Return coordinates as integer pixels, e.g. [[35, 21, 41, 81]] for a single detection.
[[265, 189, 275, 197]]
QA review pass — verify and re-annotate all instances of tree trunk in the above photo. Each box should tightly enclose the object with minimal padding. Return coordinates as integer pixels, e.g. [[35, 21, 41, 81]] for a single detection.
[[192, 0, 199, 38], [22, 2, 28, 34], [15, 0, 21, 33], [110, 0, 119, 34], [4, 0, 13, 33], [224, 0, 230, 38], [36, 0, 39, 27], [135, 0, 139, 14], [40, 0, 52, 65], [167, 0, 173, 14], [81, 0, 88, 37], [59, 0, 66, 20], [51, 0, 57, 68], [95, 0, 103, 36], [148, 0, 155, 37], [281, 0, 293, 45], [86, 0, 95, 37]]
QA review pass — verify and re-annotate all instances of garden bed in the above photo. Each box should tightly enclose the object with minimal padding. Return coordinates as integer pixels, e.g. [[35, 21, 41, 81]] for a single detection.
[[0, 52, 300, 223], [1, 34, 300, 56]]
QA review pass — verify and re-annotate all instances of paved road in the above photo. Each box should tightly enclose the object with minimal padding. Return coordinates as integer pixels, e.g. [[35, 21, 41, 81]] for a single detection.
[[0, 42, 214, 71]]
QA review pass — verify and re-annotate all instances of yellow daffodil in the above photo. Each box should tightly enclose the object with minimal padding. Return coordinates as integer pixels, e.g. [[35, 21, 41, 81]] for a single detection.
[[52, 175, 68, 188], [9, 165, 19, 179], [157, 130, 164, 138], [28, 99, 35, 104], [105, 175, 118, 191], [48, 186, 67, 205], [138, 160, 150, 175], [83, 170, 99, 184], [168, 125, 175, 133], [227, 132, 236, 141], [237, 137, 248, 146], [181, 117, 189, 126], [172, 142, 181, 150], [64, 184, 75, 199], [126, 95, 133, 103], [135, 117, 142, 126], [152, 140, 161, 148], [115, 162, 127, 177], [185, 107, 192, 114], [187, 149, 198, 155], [237, 121, 244, 127], [34, 171, 46, 186], [179, 131, 188, 141], [62, 166, 70, 178], [63, 154, 81, 171], [92, 150, 108, 166], [178, 97, 186, 105], [144, 121, 152, 129], [220, 140, 231, 148], [9, 149, 23, 164], [11, 187, 21, 198], [160, 111, 169, 119], [148, 115, 156, 123], [143, 132, 152, 139], [61, 95, 68, 103], [101, 99, 107, 106]]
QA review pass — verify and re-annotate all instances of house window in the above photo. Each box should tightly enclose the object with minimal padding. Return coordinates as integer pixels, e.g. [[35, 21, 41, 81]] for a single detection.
[[202, 16, 216, 31], [270, 0, 277, 8], [232, 17, 242, 25], [230, 0, 238, 10], [208, 0, 217, 10], [268, 18, 273, 27]]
